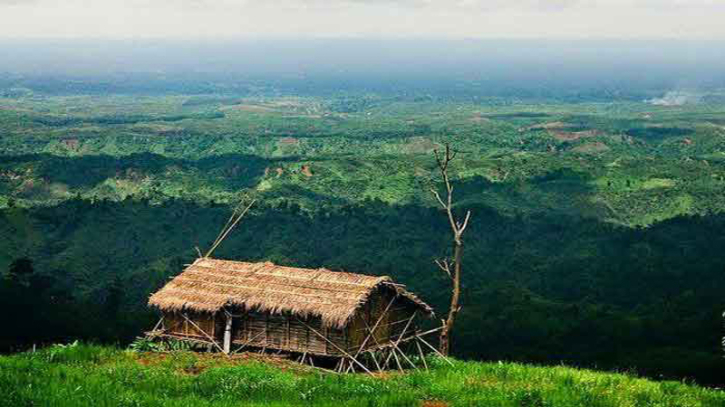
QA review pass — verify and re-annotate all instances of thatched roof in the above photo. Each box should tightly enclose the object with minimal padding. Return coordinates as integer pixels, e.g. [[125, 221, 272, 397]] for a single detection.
[[148, 258, 433, 328]]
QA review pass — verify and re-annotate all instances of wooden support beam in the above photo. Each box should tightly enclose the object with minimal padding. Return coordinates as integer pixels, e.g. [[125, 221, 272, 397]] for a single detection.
[[223, 311, 233, 354], [368, 326, 444, 353], [391, 341, 417, 370], [181, 313, 226, 355], [390, 348, 403, 372], [368, 350, 382, 372], [231, 331, 265, 354], [152, 316, 165, 332], [416, 340, 428, 371], [296, 318, 373, 375], [390, 313, 418, 370], [416, 335, 454, 366], [383, 312, 417, 368], [352, 296, 397, 358]]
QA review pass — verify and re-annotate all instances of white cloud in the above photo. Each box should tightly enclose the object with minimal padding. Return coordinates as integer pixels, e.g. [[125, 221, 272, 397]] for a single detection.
[[0, 0, 723, 39]]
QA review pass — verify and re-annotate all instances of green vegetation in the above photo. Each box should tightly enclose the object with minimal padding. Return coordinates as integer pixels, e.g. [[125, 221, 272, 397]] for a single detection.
[[2, 343, 723, 406], [2, 95, 725, 225], [2, 92, 725, 388]]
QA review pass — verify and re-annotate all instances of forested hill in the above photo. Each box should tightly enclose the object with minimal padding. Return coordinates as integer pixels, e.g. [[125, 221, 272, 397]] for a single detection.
[[2, 199, 725, 385], [1, 93, 725, 386]]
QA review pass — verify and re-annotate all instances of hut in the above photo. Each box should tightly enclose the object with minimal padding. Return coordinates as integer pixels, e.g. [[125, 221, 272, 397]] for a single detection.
[[147, 258, 439, 372]]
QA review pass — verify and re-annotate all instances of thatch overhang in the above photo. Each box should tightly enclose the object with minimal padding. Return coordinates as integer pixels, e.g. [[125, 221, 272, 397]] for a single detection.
[[148, 258, 434, 329]]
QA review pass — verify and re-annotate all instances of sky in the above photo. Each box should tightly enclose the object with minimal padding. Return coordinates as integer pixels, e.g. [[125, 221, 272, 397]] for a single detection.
[[0, 0, 724, 40]]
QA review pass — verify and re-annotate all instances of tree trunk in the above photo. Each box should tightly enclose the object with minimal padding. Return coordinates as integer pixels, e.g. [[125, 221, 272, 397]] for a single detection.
[[440, 239, 463, 356]]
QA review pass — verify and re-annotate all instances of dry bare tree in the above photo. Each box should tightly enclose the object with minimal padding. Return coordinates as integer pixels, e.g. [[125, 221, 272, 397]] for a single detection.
[[430, 144, 471, 356]]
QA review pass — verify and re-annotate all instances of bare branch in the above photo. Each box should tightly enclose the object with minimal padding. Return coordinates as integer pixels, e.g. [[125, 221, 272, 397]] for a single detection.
[[449, 149, 458, 162], [458, 210, 472, 235], [430, 188, 447, 209], [434, 258, 453, 279]]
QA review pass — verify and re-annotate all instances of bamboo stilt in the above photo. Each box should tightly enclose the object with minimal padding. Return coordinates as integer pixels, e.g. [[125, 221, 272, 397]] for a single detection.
[[351, 296, 397, 358], [416, 340, 428, 371], [391, 341, 417, 370], [391, 348, 403, 372], [368, 350, 382, 372], [416, 335, 454, 366], [296, 319, 373, 375]]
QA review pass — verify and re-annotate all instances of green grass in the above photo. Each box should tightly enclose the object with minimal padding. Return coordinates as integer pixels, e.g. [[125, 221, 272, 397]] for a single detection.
[[1, 344, 722, 406]]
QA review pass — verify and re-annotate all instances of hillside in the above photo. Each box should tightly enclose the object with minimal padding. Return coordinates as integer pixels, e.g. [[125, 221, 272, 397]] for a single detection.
[[2, 92, 725, 386], [1, 343, 723, 407]]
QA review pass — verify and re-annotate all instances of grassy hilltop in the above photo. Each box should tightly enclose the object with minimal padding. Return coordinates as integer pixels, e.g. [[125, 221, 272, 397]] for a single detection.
[[1, 343, 723, 407]]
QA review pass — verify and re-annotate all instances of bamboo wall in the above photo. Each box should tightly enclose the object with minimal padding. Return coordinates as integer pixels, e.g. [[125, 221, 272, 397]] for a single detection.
[[231, 311, 346, 356], [346, 289, 418, 353], [164, 312, 217, 339], [161, 289, 418, 357]]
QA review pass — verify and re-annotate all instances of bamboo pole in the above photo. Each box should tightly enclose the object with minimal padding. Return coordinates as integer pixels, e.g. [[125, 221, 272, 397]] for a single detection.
[[391, 341, 417, 370], [416, 335, 454, 366], [181, 313, 227, 355], [223, 311, 233, 354], [296, 318, 372, 375], [383, 312, 417, 368], [351, 296, 397, 358], [347, 306, 396, 374], [416, 340, 428, 371], [368, 326, 443, 353], [152, 316, 165, 332], [390, 348, 403, 372], [368, 350, 382, 372], [231, 331, 265, 354], [205, 200, 256, 258], [209, 206, 240, 252]]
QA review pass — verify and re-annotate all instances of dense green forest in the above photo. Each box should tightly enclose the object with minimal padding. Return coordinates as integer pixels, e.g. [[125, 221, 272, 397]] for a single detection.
[[1, 90, 725, 386]]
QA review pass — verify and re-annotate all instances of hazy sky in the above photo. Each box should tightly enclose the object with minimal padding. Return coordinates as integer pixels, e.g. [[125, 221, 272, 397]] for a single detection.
[[0, 0, 724, 40]]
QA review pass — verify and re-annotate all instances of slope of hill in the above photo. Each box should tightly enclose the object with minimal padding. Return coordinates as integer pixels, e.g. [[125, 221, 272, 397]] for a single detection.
[[1, 343, 723, 407], [2, 92, 725, 386]]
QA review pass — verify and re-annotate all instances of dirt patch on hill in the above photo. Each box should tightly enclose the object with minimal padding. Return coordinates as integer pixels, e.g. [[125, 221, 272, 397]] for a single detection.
[[301, 165, 313, 177], [404, 136, 438, 154], [469, 115, 491, 123], [61, 138, 80, 150], [278, 137, 300, 146], [571, 142, 610, 154]]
